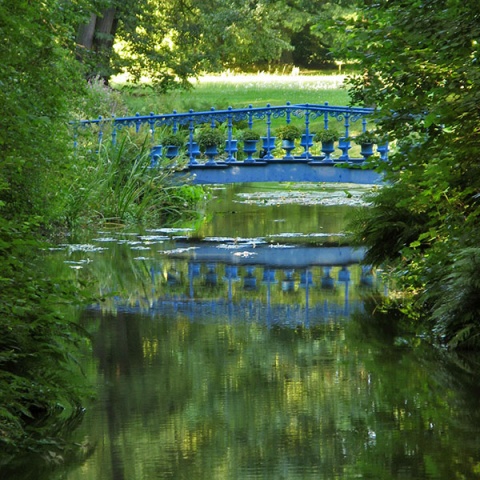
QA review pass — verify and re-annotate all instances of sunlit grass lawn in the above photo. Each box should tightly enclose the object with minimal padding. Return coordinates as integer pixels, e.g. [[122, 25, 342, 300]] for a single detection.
[[111, 72, 369, 152], [114, 72, 352, 115]]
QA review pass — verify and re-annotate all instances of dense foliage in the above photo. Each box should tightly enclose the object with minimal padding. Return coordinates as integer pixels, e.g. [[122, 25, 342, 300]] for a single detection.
[[0, 0, 94, 458], [76, 0, 355, 88], [0, 0, 203, 459], [0, 219, 89, 456], [340, 0, 480, 348], [0, 0, 88, 222]]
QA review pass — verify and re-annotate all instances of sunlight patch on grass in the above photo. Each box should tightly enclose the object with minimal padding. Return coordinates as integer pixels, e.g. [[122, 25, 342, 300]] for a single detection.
[[194, 72, 347, 91], [113, 71, 352, 114]]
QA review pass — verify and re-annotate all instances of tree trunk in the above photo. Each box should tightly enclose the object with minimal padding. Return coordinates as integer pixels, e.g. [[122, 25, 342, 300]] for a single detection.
[[76, 13, 97, 49], [76, 8, 118, 82], [94, 8, 117, 50]]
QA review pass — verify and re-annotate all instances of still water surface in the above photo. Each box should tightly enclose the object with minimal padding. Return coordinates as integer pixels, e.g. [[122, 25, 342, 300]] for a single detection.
[[53, 184, 480, 478]]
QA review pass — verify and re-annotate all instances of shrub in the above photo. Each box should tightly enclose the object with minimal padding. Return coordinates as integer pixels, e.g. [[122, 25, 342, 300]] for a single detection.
[[241, 129, 261, 141], [314, 129, 340, 142], [276, 124, 302, 141], [0, 217, 88, 454], [429, 247, 480, 349], [161, 131, 185, 147], [195, 127, 225, 149], [354, 130, 378, 144]]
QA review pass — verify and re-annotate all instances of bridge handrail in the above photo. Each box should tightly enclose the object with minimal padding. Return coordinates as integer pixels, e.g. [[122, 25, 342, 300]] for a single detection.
[[72, 102, 386, 165], [74, 103, 374, 127]]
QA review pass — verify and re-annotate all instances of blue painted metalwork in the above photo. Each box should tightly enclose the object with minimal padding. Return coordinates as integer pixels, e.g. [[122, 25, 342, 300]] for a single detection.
[[184, 162, 383, 185], [88, 253, 377, 324], [72, 102, 387, 184]]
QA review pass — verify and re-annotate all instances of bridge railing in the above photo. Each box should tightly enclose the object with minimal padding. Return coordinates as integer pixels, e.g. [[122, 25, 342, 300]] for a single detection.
[[72, 102, 388, 166]]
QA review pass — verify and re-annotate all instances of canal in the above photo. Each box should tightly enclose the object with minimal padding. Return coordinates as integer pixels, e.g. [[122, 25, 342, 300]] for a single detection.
[[33, 184, 480, 478]]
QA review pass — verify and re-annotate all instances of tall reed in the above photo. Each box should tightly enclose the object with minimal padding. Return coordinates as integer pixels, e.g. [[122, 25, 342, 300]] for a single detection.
[[65, 134, 203, 228]]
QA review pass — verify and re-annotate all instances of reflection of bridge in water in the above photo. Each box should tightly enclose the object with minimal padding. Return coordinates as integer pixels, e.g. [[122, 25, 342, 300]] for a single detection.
[[105, 245, 382, 326]]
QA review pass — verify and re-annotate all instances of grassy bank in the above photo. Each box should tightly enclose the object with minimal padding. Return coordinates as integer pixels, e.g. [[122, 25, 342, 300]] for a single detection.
[[112, 72, 352, 115]]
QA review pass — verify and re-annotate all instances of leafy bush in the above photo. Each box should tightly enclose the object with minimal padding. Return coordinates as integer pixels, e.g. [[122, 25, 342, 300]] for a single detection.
[[429, 248, 480, 349], [347, 182, 429, 266], [314, 129, 340, 142], [195, 127, 225, 149], [276, 124, 302, 141], [240, 129, 261, 141], [161, 131, 185, 147], [0, 218, 89, 454], [354, 131, 378, 144]]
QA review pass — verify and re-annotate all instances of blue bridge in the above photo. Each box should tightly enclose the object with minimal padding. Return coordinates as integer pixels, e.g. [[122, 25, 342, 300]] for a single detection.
[[73, 102, 386, 184]]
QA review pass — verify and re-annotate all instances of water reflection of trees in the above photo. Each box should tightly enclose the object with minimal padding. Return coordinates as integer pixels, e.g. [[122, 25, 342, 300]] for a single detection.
[[44, 234, 480, 480], [71, 310, 480, 480]]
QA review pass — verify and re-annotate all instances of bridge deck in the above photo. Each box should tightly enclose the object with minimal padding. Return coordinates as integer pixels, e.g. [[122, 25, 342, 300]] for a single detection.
[[182, 160, 383, 185]]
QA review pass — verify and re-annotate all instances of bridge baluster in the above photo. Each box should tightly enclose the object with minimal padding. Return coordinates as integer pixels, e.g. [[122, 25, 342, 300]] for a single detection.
[[205, 263, 217, 286], [148, 112, 156, 143], [111, 115, 117, 147], [343, 112, 351, 139], [323, 102, 329, 130], [247, 105, 254, 130], [261, 105, 275, 160], [209, 107, 216, 129], [72, 123, 78, 151], [187, 111, 199, 165], [361, 118, 368, 134], [225, 107, 237, 163], [338, 112, 351, 161], [338, 136, 351, 161], [286, 102, 291, 124], [135, 112, 141, 134], [262, 267, 277, 283], [300, 269, 314, 287], [300, 108, 313, 158], [224, 265, 239, 280], [150, 145, 162, 168], [282, 269, 295, 292], [243, 266, 257, 290], [97, 116, 103, 152], [338, 266, 351, 283], [321, 267, 335, 289], [377, 141, 389, 161], [338, 266, 351, 315], [172, 110, 178, 133]]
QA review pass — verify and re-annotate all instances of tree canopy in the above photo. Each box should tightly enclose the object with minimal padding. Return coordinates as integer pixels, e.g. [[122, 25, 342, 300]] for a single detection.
[[339, 0, 480, 348], [0, 0, 88, 219], [75, 0, 353, 88]]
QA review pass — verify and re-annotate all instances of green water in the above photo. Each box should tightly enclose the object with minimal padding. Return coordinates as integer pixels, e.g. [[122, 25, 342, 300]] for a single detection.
[[10, 183, 480, 479]]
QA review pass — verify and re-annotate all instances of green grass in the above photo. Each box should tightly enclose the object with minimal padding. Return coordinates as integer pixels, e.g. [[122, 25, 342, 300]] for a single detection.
[[113, 72, 352, 115], [104, 72, 371, 158]]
